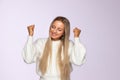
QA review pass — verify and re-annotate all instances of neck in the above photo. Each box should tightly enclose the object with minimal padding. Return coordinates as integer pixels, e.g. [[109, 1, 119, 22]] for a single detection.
[[51, 38, 61, 41]]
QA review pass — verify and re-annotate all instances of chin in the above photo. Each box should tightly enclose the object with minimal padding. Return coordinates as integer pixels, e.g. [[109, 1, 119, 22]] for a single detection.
[[51, 37, 58, 40], [51, 37, 60, 40]]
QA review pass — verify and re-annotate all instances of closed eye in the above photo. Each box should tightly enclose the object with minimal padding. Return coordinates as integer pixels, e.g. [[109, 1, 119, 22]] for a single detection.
[[51, 25, 56, 29]]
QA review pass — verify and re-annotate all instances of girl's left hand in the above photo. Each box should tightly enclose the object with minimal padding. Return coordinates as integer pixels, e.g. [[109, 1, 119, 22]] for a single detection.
[[73, 27, 81, 37]]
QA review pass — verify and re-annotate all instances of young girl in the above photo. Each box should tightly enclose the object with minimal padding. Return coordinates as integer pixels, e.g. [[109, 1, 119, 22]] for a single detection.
[[22, 16, 86, 80]]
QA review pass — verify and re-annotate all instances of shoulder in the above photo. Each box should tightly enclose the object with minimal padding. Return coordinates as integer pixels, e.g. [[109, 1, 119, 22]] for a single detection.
[[37, 38, 48, 42], [34, 38, 48, 45], [68, 40, 74, 54], [69, 40, 74, 44], [68, 40, 74, 50]]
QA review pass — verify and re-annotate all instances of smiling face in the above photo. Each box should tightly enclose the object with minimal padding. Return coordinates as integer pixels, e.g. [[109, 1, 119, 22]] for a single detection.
[[49, 21, 65, 41]]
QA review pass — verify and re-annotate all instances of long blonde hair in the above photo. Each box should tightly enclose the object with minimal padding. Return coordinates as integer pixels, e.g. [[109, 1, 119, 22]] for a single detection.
[[39, 16, 71, 80]]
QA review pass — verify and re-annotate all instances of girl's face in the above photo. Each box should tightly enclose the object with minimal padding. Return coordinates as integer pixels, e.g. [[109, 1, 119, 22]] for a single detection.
[[50, 21, 65, 40]]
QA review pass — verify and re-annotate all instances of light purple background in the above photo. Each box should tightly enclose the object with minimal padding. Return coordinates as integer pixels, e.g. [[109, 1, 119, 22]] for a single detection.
[[0, 0, 120, 80]]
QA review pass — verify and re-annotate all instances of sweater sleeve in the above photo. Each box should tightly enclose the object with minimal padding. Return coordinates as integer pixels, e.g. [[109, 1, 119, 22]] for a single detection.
[[22, 36, 42, 64], [69, 37, 86, 66]]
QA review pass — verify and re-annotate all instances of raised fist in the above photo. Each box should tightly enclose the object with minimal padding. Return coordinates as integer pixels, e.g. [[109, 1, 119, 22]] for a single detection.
[[73, 27, 81, 37], [27, 24, 35, 36]]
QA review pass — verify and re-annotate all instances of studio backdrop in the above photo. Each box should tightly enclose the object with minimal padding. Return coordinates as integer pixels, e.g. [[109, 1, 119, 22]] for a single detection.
[[0, 0, 120, 80]]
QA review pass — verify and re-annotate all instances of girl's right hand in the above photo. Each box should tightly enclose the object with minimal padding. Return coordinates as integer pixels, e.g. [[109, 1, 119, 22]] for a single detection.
[[27, 24, 35, 36]]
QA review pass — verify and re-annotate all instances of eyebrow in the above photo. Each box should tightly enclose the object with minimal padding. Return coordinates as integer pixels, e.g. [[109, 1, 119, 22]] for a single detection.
[[58, 28, 63, 29], [52, 24, 64, 30]]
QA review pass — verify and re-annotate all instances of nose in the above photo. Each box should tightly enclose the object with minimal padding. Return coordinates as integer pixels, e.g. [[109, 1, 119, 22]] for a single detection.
[[53, 29, 57, 33]]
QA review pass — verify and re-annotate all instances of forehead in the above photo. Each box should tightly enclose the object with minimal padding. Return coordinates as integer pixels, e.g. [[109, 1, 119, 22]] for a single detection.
[[52, 21, 64, 28]]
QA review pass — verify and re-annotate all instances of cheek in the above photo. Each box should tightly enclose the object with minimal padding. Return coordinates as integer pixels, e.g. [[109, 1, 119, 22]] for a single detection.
[[49, 30, 52, 35], [49, 28, 53, 33], [58, 31, 64, 36]]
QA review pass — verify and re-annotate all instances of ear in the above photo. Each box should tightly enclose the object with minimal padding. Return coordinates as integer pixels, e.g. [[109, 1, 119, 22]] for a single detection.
[[61, 34, 65, 40]]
